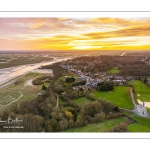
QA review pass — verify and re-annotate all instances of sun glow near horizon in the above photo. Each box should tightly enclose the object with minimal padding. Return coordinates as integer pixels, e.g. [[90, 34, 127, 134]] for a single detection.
[[1, 17, 150, 51]]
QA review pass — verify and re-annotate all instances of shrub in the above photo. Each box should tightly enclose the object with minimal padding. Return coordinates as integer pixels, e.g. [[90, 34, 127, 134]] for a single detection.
[[97, 82, 114, 91], [110, 122, 128, 132], [66, 77, 75, 83]]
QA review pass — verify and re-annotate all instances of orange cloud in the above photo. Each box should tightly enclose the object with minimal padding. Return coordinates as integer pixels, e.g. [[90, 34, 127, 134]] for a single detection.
[[30, 22, 45, 29], [1, 18, 150, 51]]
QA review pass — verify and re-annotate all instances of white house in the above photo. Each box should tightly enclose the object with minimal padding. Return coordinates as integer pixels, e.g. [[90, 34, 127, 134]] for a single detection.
[[135, 103, 148, 117]]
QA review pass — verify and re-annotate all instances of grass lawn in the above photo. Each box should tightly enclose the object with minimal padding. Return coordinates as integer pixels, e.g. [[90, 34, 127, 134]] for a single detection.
[[127, 123, 150, 132], [93, 86, 134, 109], [64, 117, 127, 132], [130, 80, 150, 102], [107, 67, 120, 74], [131, 115, 150, 126], [127, 115, 150, 132], [73, 97, 91, 106]]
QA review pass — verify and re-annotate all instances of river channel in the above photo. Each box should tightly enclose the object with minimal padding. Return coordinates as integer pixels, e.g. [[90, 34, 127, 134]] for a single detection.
[[0, 57, 71, 85]]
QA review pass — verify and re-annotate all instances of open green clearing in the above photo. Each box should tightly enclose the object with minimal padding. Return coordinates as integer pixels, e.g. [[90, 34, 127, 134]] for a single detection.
[[131, 115, 150, 126], [73, 97, 91, 106], [107, 67, 120, 74], [127, 123, 150, 132], [0, 72, 50, 106], [64, 117, 127, 132], [127, 115, 150, 132], [93, 86, 134, 109], [131, 80, 150, 102]]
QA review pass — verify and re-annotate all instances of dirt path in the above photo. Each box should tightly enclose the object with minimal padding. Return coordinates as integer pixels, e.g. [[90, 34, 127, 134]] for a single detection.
[[130, 88, 136, 107]]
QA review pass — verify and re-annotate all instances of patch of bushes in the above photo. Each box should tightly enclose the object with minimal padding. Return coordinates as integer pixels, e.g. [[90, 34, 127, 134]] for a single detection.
[[66, 77, 75, 83], [32, 76, 52, 85], [72, 80, 86, 86], [109, 122, 128, 132], [97, 82, 114, 91]]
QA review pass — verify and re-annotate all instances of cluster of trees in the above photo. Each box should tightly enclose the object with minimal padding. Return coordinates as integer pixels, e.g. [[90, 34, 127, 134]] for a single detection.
[[44, 99, 123, 132], [66, 77, 75, 83], [61, 55, 150, 77], [72, 80, 86, 86], [139, 77, 150, 87], [32, 76, 52, 85], [97, 82, 114, 91]]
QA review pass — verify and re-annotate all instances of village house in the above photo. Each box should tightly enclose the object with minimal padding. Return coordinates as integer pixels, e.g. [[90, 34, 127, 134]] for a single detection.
[[77, 76, 86, 82], [73, 85, 86, 91], [60, 61, 127, 89], [85, 72, 92, 77], [135, 103, 148, 117]]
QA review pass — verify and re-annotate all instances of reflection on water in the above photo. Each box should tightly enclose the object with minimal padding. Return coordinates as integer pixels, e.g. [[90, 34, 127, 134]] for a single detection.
[[0, 57, 70, 85]]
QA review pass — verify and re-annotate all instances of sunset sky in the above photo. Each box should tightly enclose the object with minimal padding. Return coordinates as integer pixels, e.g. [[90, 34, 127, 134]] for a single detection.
[[0, 17, 150, 51]]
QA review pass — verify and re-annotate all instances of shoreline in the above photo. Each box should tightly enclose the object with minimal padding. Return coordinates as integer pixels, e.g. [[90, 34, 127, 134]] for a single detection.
[[0, 57, 72, 86]]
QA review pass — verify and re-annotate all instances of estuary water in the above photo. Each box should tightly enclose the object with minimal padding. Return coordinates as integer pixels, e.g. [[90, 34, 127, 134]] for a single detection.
[[0, 57, 71, 85]]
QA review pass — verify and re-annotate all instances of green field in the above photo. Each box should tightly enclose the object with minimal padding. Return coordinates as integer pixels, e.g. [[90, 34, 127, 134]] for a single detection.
[[131, 80, 150, 102], [107, 67, 120, 74], [73, 97, 91, 106], [64, 117, 127, 132], [127, 115, 150, 132], [127, 123, 150, 132], [93, 86, 134, 109]]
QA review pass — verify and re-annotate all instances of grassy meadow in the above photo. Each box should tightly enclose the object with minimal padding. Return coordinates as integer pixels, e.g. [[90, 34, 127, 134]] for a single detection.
[[131, 80, 150, 102], [107, 67, 120, 74], [127, 123, 150, 132], [0, 72, 47, 107], [73, 97, 91, 106], [127, 115, 150, 132], [93, 86, 134, 109]]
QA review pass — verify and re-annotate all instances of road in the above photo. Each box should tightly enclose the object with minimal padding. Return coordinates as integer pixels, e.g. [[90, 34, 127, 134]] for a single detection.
[[120, 51, 126, 56]]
